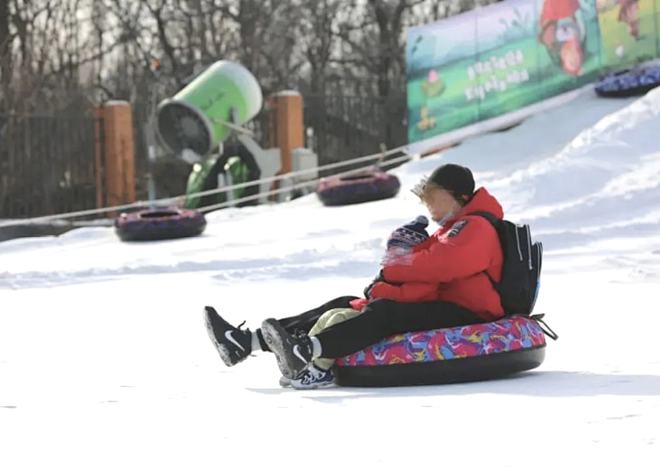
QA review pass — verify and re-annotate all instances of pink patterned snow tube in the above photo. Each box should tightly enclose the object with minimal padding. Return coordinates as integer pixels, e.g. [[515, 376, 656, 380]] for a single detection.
[[333, 316, 547, 387]]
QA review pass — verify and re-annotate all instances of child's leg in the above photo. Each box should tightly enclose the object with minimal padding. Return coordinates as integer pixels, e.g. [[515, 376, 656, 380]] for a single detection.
[[255, 296, 358, 351], [307, 307, 361, 370], [276, 296, 358, 334]]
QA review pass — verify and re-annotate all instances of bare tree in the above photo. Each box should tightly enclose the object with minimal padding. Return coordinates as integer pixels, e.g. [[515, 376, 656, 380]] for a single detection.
[[296, 0, 342, 95], [0, 0, 507, 208], [332, 0, 424, 147], [0, 0, 11, 101]]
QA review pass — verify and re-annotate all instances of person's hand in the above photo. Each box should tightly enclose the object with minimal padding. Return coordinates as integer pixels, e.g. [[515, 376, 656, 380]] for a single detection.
[[363, 269, 385, 299], [386, 215, 429, 251]]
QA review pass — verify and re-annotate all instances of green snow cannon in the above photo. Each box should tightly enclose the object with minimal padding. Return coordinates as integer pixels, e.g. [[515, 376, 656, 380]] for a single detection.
[[184, 156, 252, 209], [157, 60, 262, 156], [185, 158, 224, 209]]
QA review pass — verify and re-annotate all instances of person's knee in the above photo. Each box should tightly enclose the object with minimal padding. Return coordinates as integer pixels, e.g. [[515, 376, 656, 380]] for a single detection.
[[325, 295, 359, 309], [339, 295, 360, 305], [367, 298, 398, 312], [326, 308, 359, 327], [362, 299, 400, 328]]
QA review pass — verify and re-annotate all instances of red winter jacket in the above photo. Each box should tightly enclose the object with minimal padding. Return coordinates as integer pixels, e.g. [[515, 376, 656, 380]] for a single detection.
[[351, 187, 505, 321]]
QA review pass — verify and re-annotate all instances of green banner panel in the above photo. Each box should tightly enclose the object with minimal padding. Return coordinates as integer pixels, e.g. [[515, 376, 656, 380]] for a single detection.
[[406, 0, 660, 146]]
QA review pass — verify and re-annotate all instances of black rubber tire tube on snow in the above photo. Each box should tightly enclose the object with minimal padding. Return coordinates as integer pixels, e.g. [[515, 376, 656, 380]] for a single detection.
[[333, 346, 546, 387], [317, 170, 401, 206], [114, 207, 206, 242]]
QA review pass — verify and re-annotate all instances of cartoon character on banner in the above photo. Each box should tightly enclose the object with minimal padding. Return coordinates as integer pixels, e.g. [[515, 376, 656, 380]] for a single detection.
[[538, 0, 587, 76], [416, 106, 437, 132], [421, 68, 446, 97], [617, 0, 640, 40]]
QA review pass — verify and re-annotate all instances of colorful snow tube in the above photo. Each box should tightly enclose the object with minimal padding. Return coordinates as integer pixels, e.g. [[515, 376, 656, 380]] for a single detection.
[[115, 207, 206, 242], [595, 65, 660, 98], [317, 169, 400, 206], [333, 316, 546, 387]]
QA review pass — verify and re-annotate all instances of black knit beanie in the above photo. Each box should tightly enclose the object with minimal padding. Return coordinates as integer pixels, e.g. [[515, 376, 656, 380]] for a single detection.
[[428, 163, 475, 199]]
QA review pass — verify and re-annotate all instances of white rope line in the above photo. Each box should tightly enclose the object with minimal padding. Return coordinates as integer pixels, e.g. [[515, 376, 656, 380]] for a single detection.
[[185, 141, 410, 201], [196, 153, 414, 213], [0, 143, 414, 227], [0, 201, 158, 226]]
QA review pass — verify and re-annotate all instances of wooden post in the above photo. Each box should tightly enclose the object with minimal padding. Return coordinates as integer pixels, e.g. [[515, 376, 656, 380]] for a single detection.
[[94, 107, 105, 208], [269, 91, 304, 180], [94, 101, 136, 211]]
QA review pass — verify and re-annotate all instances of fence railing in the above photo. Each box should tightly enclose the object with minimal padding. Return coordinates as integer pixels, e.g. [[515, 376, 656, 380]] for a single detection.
[[0, 141, 415, 227], [0, 91, 408, 219]]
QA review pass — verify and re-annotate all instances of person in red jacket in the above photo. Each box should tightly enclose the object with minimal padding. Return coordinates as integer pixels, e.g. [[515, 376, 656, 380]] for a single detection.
[[205, 163, 505, 386]]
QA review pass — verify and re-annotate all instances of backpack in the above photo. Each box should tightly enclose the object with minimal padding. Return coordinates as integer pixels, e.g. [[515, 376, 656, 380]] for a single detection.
[[474, 211, 542, 316]]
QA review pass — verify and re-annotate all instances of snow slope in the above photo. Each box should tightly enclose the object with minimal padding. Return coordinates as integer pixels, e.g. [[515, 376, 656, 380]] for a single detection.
[[1, 87, 660, 471]]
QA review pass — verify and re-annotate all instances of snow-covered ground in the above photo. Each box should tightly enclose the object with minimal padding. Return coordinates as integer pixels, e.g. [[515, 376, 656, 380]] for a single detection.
[[1, 87, 660, 471]]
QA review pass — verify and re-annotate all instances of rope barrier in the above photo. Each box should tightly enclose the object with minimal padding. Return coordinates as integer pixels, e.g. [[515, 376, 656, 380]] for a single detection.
[[196, 153, 414, 213], [0, 143, 416, 228], [184, 141, 411, 202]]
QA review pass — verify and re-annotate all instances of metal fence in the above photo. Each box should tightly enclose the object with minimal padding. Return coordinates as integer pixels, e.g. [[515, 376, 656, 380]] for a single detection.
[[0, 91, 408, 217], [0, 111, 100, 218], [303, 93, 407, 175]]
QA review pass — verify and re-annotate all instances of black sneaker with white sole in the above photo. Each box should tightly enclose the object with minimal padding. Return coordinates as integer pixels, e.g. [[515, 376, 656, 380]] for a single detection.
[[261, 318, 314, 379], [290, 364, 335, 390], [204, 306, 252, 366]]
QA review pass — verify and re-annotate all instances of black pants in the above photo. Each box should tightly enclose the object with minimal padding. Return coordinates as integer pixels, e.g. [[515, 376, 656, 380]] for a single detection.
[[257, 296, 483, 358]]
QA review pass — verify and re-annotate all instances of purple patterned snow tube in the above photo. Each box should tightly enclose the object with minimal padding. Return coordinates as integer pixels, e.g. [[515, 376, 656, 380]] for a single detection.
[[334, 316, 546, 387], [317, 169, 400, 206], [114, 207, 206, 242]]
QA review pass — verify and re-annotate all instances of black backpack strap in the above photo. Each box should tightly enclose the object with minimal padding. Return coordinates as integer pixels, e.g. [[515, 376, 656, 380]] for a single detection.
[[471, 211, 499, 283], [530, 313, 559, 341], [471, 211, 499, 226]]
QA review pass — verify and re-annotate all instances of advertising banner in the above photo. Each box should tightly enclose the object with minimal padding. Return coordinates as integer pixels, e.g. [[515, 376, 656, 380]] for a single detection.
[[407, 0, 660, 148]]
